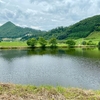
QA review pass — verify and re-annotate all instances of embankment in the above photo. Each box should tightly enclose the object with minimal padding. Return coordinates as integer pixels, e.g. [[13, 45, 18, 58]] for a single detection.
[[0, 83, 100, 100]]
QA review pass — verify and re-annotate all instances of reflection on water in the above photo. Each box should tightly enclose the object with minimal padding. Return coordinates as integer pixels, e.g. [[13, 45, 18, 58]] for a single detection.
[[27, 48, 100, 59], [0, 48, 100, 90]]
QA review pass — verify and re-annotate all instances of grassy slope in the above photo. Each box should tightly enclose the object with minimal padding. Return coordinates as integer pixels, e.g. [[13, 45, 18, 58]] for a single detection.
[[87, 31, 100, 40], [0, 41, 27, 47], [0, 83, 100, 100]]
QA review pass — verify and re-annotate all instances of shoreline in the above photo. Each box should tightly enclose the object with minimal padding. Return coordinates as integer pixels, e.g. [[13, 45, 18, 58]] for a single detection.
[[0, 46, 29, 49], [0, 83, 100, 100], [0, 45, 98, 49]]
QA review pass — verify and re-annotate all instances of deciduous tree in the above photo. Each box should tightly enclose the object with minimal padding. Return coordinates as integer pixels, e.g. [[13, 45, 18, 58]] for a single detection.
[[49, 37, 57, 47], [66, 39, 76, 47], [38, 37, 47, 48], [27, 38, 37, 47]]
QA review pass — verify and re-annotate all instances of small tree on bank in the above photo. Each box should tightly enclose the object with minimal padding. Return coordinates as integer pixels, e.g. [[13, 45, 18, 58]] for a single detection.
[[49, 37, 57, 47], [98, 41, 100, 47], [81, 41, 87, 45], [38, 37, 47, 48], [27, 38, 37, 47], [66, 39, 76, 47]]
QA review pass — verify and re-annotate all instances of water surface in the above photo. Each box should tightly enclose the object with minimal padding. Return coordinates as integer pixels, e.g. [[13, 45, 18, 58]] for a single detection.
[[0, 48, 100, 90]]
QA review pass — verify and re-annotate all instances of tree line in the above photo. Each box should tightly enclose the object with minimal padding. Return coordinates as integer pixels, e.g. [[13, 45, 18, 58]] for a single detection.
[[27, 37, 57, 48], [27, 37, 78, 48], [27, 37, 100, 48]]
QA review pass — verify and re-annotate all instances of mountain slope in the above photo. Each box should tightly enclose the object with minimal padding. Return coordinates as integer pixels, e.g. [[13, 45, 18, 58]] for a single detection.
[[0, 21, 45, 40], [44, 15, 100, 39], [87, 31, 100, 39], [1, 15, 100, 41]]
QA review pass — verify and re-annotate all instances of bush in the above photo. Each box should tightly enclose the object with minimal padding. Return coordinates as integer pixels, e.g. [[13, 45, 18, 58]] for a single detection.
[[81, 41, 87, 45], [98, 41, 100, 47], [38, 37, 47, 48], [66, 39, 76, 47], [27, 38, 37, 47], [87, 41, 95, 45], [49, 37, 57, 47]]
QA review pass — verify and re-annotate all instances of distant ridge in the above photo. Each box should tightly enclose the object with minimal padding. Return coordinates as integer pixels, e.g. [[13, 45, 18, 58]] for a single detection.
[[44, 15, 100, 39], [3, 21, 15, 26], [0, 21, 45, 41], [1, 15, 100, 41]]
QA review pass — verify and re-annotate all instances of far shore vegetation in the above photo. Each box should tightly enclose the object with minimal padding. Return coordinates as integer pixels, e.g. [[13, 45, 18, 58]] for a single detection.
[[0, 37, 100, 49]]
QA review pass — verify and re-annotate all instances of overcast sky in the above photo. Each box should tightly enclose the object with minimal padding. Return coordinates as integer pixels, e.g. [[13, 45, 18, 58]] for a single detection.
[[0, 0, 100, 30]]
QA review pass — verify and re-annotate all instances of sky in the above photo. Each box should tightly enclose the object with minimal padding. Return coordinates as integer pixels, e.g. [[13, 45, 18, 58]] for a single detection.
[[0, 0, 100, 30]]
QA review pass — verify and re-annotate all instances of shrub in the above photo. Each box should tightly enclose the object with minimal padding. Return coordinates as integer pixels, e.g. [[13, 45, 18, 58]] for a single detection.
[[81, 41, 87, 45], [66, 39, 76, 47]]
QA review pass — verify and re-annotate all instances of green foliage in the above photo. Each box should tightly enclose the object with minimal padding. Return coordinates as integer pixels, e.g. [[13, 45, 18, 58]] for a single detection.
[[81, 41, 87, 45], [27, 38, 37, 47], [98, 41, 100, 47], [87, 41, 95, 45], [66, 39, 76, 47], [49, 37, 57, 47], [38, 37, 47, 47]]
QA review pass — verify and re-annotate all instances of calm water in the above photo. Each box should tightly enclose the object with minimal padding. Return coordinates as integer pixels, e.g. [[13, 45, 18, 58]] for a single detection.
[[0, 48, 100, 90]]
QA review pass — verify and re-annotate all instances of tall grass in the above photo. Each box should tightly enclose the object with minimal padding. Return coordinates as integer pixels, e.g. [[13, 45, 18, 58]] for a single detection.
[[0, 84, 99, 100]]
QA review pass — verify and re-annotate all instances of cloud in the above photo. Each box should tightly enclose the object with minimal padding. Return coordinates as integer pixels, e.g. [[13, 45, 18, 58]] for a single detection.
[[0, 0, 100, 30], [30, 26, 43, 30], [0, 23, 3, 26], [0, 0, 5, 4]]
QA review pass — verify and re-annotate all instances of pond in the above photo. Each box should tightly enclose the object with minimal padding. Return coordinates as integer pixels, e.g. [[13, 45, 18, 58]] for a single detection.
[[0, 47, 100, 90]]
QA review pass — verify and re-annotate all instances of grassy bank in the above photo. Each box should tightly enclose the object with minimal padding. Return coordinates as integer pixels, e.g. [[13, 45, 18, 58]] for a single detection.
[[0, 40, 99, 49], [0, 41, 29, 49], [0, 83, 100, 100], [0, 41, 27, 47]]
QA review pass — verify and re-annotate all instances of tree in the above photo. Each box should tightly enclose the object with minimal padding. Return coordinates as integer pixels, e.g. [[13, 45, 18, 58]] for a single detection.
[[66, 39, 76, 47], [81, 41, 87, 45], [98, 41, 100, 47], [87, 40, 93, 45], [27, 38, 37, 47], [49, 37, 57, 47], [38, 37, 47, 48]]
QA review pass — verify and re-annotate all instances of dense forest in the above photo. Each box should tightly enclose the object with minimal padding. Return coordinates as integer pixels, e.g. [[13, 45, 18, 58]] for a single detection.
[[0, 15, 100, 40]]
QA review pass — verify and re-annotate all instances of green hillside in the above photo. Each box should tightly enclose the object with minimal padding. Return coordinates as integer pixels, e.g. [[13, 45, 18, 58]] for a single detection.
[[1, 15, 100, 41], [87, 31, 100, 40], [0, 21, 45, 40], [44, 15, 100, 40]]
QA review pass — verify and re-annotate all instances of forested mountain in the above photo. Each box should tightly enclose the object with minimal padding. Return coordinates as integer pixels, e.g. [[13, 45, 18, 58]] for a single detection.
[[44, 15, 100, 39], [0, 21, 45, 40], [1, 15, 100, 41]]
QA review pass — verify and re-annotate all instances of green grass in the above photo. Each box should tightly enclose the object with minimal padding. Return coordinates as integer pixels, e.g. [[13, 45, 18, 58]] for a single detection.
[[0, 41, 27, 47], [87, 31, 100, 40], [73, 38, 99, 46], [0, 41, 67, 48]]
